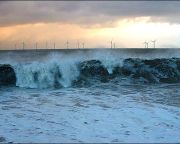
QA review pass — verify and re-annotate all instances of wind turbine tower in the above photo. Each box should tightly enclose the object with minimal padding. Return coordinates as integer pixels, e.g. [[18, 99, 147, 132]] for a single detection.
[[111, 41, 113, 49], [54, 42, 56, 49], [77, 41, 80, 49], [46, 41, 48, 49], [66, 41, 69, 49], [22, 42, 25, 50], [35, 42, 38, 50], [146, 42, 149, 48], [151, 40, 156, 48], [144, 41, 149, 48], [14, 44, 17, 50]]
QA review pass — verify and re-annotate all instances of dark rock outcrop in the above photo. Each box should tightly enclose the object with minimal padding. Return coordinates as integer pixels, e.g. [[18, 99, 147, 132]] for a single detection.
[[112, 58, 180, 83], [0, 64, 16, 86], [78, 60, 109, 83]]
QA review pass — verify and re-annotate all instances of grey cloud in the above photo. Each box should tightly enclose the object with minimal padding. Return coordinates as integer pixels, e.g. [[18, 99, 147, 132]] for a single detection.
[[0, 1, 180, 27]]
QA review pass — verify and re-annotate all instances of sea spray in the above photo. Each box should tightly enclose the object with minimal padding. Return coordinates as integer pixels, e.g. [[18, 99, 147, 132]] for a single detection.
[[0, 49, 180, 88]]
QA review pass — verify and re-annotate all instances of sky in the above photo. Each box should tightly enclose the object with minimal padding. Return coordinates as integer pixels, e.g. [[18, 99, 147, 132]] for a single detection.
[[0, 1, 180, 49]]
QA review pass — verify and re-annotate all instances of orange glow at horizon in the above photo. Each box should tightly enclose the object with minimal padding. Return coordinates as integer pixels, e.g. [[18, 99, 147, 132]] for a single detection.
[[0, 17, 180, 49]]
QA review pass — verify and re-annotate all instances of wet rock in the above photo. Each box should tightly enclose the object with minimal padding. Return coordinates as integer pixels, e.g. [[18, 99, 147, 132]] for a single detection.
[[80, 60, 109, 77], [176, 58, 180, 70], [66, 58, 180, 86], [144, 58, 162, 67], [78, 60, 109, 83], [112, 66, 123, 76], [132, 69, 156, 83], [0, 64, 16, 86], [120, 58, 180, 83]]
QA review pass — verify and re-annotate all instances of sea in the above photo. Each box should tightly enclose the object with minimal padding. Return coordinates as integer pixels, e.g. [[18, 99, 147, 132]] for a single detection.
[[0, 48, 180, 143]]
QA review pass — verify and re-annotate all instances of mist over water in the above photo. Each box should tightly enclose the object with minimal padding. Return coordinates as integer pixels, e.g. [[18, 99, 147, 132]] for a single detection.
[[0, 49, 180, 143]]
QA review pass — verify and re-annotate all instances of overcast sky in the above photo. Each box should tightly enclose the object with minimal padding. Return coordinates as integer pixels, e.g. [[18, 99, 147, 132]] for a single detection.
[[0, 1, 180, 49]]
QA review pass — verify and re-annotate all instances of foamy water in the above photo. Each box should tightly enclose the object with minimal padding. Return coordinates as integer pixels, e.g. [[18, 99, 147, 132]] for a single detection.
[[0, 49, 180, 143]]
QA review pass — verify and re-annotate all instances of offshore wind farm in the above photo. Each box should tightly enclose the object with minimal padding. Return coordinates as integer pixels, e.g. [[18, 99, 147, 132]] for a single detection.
[[1, 38, 159, 51], [0, 1, 180, 143]]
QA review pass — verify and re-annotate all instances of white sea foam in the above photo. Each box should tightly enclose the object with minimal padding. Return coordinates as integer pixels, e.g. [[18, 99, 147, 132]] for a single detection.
[[0, 49, 180, 88]]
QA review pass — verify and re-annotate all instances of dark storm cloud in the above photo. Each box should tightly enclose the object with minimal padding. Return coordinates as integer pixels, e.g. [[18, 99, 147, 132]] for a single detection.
[[0, 1, 180, 27]]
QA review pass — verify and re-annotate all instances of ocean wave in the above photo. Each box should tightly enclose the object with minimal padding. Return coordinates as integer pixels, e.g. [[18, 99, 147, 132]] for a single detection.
[[0, 57, 180, 88]]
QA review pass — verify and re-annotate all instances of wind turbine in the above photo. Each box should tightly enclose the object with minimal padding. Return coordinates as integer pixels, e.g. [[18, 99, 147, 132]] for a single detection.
[[54, 42, 56, 49], [66, 41, 69, 49], [46, 41, 48, 49], [110, 40, 113, 49], [146, 42, 149, 48], [14, 43, 17, 50], [35, 42, 38, 50], [151, 40, 156, 48], [143, 42, 146, 48], [77, 41, 80, 49], [144, 41, 149, 48], [22, 42, 25, 50]]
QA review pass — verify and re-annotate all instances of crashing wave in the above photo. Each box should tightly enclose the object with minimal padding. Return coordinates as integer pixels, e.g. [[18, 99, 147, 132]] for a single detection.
[[0, 58, 180, 88]]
